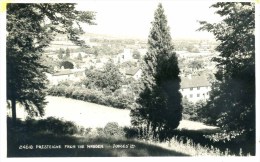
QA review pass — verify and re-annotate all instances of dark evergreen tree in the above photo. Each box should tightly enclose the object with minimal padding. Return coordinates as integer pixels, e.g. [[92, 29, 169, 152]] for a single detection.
[[65, 48, 70, 58], [198, 2, 255, 146], [130, 3, 183, 141], [7, 3, 95, 124], [77, 53, 83, 60], [58, 48, 64, 59]]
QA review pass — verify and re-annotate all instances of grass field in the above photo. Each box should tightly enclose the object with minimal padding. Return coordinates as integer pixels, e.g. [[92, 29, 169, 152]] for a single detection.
[[12, 96, 219, 131], [12, 96, 131, 128]]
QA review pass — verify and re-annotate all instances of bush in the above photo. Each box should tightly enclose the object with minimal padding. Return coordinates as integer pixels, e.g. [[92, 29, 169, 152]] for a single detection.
[[95, 124, 143, 139], [71, 90, 80, 100], [85, 128, 92, 135], [96, 127, 106, 137], [94, 122, 126, 138], [56, 86, 66, 96], [64, 87, 74, 98], [104, 122, 125, 137], [123, 127, 139, 139], [77, 127, 92, 136], [24, 117, 79, 135]]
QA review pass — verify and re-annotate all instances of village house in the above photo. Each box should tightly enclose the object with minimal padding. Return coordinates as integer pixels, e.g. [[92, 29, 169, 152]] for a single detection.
[[116, 49, 134, 64], [125, 67, 142, 80], [46, 69, 85, 85], [180, 75, 211, 103]]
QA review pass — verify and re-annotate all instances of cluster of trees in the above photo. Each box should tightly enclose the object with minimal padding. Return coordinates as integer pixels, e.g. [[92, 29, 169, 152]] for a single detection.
[[58, 48, 85, 61], [84, 44, 123, 56], [84, 61, 123, 92], [57, 47, 82, 54], [7, 3, 96, 123], [188, 59, 205, 70], [174, 41, 199, 51], [58, 48, 71, 59], [90, 37, 137, 45], [198, 2, 255, 144], [57, 48, 83, 69], [186, 45, 200, 53]]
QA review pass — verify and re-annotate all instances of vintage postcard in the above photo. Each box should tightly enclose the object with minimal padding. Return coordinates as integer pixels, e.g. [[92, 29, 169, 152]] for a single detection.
[[0, 0, 259, 161]]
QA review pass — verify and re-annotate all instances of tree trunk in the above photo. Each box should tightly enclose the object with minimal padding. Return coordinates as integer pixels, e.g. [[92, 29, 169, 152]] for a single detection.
[[11, 99, 16, 126], [146, 122, 150, 137]]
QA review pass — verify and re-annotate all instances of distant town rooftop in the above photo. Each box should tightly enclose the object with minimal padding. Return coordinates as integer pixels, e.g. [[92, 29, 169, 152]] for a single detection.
[[180, 75, 210, 89], [52, 70, 74, 76], [125, 67, 140, 76]]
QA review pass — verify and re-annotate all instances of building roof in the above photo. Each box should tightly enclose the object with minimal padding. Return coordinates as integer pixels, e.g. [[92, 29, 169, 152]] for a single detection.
[[180, 75, 210, 89], [125, 67, 140, 76], [120, 61, 136, 68], [52, 70, 74, 76]]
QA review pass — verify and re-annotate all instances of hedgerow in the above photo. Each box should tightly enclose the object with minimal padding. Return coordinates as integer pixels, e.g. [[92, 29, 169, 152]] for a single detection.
[[47, 85, 134, 109]]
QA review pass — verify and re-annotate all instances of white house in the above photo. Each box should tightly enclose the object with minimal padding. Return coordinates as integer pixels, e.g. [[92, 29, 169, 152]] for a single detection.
[[46, 69, 85, 85], [117, 49, 133, 64], [125, 68, 142, 80], [180, 75, 211, 103]]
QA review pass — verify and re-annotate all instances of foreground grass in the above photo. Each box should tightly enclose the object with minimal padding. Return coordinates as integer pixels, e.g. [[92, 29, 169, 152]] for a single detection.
[[8, 131, 188, 157], [155, 137, 244, 156], [9, 129, 250, 157]]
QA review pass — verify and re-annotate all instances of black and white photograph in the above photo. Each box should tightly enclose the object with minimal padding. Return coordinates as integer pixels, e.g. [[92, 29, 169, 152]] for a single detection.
[[0, 0, 259, 160]]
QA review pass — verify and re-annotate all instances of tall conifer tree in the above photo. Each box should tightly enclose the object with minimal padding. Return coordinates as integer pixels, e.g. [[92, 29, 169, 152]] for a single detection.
[[131, 3, 182, 141]]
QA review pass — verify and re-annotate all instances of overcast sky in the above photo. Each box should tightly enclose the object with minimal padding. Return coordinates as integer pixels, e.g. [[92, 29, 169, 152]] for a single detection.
[[76, 0, 222, 40]]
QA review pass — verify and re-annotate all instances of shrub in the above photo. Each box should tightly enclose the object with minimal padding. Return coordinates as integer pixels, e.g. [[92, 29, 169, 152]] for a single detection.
[[104, 122, 124, 137], [123, 126, 139, 139], [96, 127, 105, 137], [76, 126, 92, 136], [85, 128, 92, 135], [24, 117, 79, 135], [47, 86, 60, 96], [57, 80, 71, 87], [94, 122, 126, 138], [71, 90, 80, 100], [56, 86, 66, 96], [64, 87, 74, 98], [41, 117, 78, 135]]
